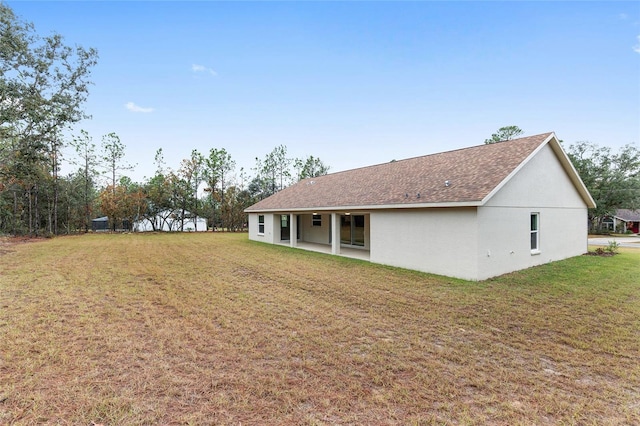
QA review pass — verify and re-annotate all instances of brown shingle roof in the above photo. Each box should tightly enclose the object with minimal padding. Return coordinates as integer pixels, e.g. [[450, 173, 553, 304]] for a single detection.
[[246, 132, 555, 212]]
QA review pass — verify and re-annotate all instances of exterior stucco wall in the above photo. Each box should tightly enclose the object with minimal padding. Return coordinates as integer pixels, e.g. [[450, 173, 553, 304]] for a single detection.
[[486, 144, 586, 209], [476, 206, 587, 280], [248, 213, 278, 244], [369, 208, 479, 280], [478, 143, 589, 280], [299, 213, 331, 244]]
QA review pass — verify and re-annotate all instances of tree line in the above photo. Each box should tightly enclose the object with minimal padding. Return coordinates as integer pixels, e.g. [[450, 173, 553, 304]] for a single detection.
[[3, 118, 330, 235], [2, 122, 330, 235], [89, 141, 329, 234], [0, 3, 329, 236]]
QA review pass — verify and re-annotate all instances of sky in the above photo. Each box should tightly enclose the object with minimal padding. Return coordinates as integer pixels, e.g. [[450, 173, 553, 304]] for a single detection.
[[6, 0, 640, 184]]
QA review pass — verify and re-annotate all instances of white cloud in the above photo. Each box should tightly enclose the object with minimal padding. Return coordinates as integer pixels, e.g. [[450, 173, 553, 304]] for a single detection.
[[634, 36, 640, 54], [191, 63, 217, 76], [125, 101, 154, 113]]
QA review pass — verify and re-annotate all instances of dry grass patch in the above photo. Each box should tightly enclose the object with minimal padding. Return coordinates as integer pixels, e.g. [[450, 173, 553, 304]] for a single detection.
[[1, 233, 639, 425]]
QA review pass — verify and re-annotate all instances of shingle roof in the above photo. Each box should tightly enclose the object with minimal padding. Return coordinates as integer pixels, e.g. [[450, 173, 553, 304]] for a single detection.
[[246, 132, 563, 212], [615, 209, 640, 222]]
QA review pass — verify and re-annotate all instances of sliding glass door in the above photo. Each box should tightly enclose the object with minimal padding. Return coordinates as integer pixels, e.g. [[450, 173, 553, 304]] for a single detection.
[[340, 214, 365, 247]]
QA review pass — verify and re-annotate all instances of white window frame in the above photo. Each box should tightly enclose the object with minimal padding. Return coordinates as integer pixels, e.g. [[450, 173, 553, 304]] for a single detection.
[[530, 213, 540, 254], [258, 215, 265, 235], [312, 214, 322, 227]]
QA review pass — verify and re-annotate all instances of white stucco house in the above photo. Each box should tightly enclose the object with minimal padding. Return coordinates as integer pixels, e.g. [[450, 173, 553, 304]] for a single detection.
[[245, 132, 596, 281], [133, 210, 208, 232]]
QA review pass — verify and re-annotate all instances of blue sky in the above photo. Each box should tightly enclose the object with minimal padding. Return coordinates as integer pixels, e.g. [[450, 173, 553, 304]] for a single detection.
[[7, 1, 640, 183]]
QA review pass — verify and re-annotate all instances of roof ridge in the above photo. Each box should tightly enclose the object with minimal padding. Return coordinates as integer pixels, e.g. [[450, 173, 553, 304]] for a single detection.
[[302, 132, 554, 180]]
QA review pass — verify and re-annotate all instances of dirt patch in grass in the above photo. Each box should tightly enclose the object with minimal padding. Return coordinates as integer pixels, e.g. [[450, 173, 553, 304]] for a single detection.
[[1, 233, 639, 424], [0, 235, 42, 257]]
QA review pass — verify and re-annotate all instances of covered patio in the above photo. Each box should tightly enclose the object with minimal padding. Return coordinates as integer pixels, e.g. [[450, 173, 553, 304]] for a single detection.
[[270, 211, 371, 261], [276, 240, 370, 261]]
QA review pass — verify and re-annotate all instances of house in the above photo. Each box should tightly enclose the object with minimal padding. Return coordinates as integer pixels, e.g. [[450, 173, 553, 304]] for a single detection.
[[132, 210, 207, 232], [601, 209, 640, 234], [245, 132, 596, 281]]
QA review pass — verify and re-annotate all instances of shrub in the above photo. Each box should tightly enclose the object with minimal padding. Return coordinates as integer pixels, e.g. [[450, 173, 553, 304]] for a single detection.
[[605, 240, 620, 254]]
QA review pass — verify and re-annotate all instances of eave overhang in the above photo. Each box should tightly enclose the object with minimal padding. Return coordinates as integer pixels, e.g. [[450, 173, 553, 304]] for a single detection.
[[245, 200, 482, 214]]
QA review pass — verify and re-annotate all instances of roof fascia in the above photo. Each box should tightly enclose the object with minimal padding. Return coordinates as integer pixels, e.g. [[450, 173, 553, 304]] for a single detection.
[[245, 201, 481, 214], [613, 215, 640, 222]]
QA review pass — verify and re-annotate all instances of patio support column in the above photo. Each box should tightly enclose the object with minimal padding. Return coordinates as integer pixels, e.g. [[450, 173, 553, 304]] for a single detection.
[[331, 213, 340, 255], [290, 213, 297, 248]]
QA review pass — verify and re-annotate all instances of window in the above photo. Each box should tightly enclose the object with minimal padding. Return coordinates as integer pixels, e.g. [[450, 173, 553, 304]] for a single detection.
[[530, 213, 540, 253], [312, 214, 322, 227], [601, 217, 614, 231], [258, 215, 265, 234]]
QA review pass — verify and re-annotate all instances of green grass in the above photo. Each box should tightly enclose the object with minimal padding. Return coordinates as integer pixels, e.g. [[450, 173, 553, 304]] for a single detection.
[[1, 233, 639, 425]]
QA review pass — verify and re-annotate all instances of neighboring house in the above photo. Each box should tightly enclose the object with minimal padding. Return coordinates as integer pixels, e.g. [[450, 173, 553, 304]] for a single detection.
[[245, 132, 596, 281], [133, 210, 207, 232], [601, 209, 640, 233]]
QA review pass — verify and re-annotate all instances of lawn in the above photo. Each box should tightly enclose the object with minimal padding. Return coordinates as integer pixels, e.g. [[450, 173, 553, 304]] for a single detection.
[[1, 233, 638, 425]]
